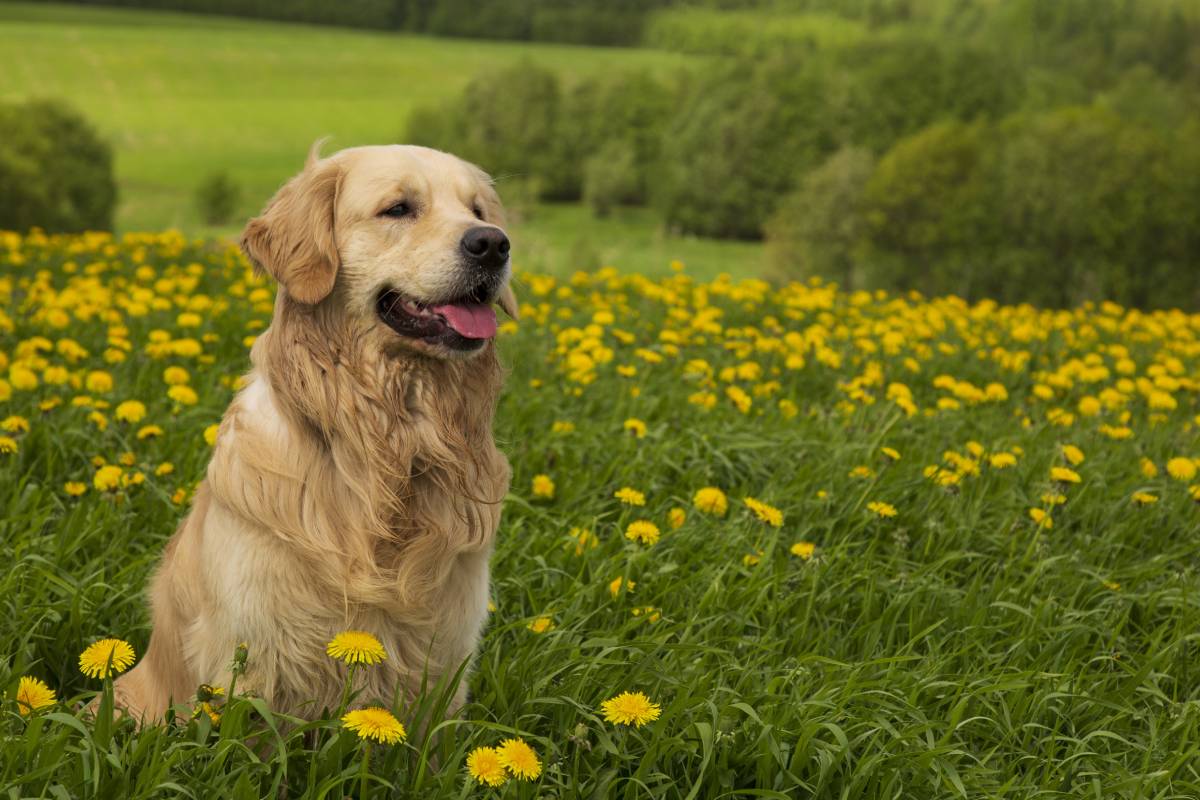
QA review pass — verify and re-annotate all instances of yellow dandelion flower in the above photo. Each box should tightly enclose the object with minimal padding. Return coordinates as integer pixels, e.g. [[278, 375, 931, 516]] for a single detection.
[[163, 366, 190, 385], [466, 746, 508, 787], [137, 424, 164, 439], [566, 527, 597, 555], [1, 415, 29, 433], [667, 507, 686, 529], [1028, 508, 1053, 529], [867, 501, 897, 518], [1102, 580, 1121, 591], [167, 385, 198, 406], [203, 423, 219, 446], [93, 465, 123, 492], [155, 462, 174, 476], [79, 638, 136, 679], [600, 691, 662, 727], [1061, 445, 1085, 466], [849, 465, 875, 479], [1141, 458, 1159, 478], [743, 497, 783, 527], [114, 400, 147, 424], [623, 418, 647, 438], [625, 520, 661, 546], [1049, 466, 1081, 484], [497, 738, 542, 780], [326, 631, 387, 665], [0, 436, 17, 455], [341, 707, 406, 744], [881, 447, 901, 461], [64, 481, 87, 496], [15, 676, 56, 715], [989, 452, 1017, 469], [614, 487, 646, 506], [790, 541, 816, 560], [528, 616, 554, 634], [693, 487, 728, 516], [531, 474, 555, 499], [608, 576, 635, 597], [1166, 457, 1197, 482], [1132, 492, 1158, 505]]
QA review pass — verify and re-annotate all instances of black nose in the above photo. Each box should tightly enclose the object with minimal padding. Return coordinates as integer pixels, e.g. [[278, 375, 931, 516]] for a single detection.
[[460, 226, 510, 271]]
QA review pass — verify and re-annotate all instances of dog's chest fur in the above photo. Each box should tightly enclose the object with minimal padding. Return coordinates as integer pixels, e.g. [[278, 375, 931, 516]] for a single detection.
[[188, 317, 509, 713]]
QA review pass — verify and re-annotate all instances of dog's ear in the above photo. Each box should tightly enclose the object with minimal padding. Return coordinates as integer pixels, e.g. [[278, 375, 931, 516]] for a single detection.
[[241, 148, 342, 305], [497, 283, 519, 320]]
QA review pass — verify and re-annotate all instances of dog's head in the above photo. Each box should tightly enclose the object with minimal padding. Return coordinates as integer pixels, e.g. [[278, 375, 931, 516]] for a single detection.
[[241, 143, 517, 360]]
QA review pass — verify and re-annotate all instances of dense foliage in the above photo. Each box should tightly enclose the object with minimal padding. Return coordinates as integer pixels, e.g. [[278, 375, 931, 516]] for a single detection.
[[0, 99, 116, 233], [3, 231, 1200, 796]]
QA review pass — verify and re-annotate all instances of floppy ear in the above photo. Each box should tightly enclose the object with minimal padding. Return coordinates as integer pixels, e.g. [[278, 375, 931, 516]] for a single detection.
[[497, 283, 519, 320], [240, 149, 342, 305]]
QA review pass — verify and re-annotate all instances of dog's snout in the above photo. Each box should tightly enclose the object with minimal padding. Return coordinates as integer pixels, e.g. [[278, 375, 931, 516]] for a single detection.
[[460, 226, 510, 270]]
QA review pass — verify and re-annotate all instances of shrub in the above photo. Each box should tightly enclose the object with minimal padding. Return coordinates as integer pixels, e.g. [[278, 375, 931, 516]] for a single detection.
[[653, 56, 836, 239], [0, 100, 116, 233], [194, 171, 241, 225], [583, 141, 639, 217], [764, 148, 875, 288]]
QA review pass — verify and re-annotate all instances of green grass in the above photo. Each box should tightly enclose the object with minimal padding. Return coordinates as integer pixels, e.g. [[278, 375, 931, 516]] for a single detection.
[[0, 3, 766, 280], [2, 232, 1199, 796]]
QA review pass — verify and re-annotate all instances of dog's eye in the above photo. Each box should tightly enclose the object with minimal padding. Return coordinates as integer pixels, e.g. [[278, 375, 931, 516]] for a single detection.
[[381, 201, 411, 219], [472, 203, 484, 221]]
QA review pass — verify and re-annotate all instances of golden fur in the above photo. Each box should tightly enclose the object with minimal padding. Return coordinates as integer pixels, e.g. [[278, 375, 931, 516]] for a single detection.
[[114, 144, 514, 719]]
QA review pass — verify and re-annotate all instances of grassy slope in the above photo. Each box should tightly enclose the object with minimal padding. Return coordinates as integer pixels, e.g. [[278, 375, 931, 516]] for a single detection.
[[0, 3, 759, 278]]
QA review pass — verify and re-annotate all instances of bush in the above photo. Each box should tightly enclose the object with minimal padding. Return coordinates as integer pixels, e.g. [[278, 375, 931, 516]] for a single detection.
[[0, 100, 116, 233], [855, 107, 1200, 308], [583, 141, 639, 217], [764, 147, 875, 288], [194, 171, 241, 225], [653, 56, 836, 239]]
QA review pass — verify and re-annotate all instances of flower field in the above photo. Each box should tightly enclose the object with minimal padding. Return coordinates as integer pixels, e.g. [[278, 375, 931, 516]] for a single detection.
[[2, 230, 1200, 797]]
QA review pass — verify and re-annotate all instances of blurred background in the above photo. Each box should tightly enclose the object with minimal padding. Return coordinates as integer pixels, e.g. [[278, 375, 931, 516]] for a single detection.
[[1, 0, 1198, 306]]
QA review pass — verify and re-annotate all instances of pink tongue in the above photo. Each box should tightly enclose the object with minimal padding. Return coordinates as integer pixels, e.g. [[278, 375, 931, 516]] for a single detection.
[[431, 302, 497, 339]]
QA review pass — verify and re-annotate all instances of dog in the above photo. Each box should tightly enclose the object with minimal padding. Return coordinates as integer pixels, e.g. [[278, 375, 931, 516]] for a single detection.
[[113, 143, 517, 721]]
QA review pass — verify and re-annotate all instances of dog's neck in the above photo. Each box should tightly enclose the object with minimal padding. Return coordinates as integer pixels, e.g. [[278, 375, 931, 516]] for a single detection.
[[214, 296, 507, 611]]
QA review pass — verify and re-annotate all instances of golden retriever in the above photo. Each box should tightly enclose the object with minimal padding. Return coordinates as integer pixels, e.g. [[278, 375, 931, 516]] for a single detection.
[[113, 144, 517, 720]]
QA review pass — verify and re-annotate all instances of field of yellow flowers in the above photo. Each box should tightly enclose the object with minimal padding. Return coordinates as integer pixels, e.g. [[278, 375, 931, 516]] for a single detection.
[[2, 230, 1200, 797]]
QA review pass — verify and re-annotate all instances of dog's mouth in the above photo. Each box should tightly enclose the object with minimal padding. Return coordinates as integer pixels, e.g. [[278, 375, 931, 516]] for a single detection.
[[375, 285, 498, 351]]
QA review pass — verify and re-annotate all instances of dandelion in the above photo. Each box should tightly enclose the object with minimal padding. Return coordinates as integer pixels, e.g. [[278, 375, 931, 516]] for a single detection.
[[614, 487, 645, 506], [137, 424, 164, 439], [163, 366, 190, 385], [867, 501, 897, 518], [1028, 508, 1053, 530], [0, 436, 17, 455], [623, 418, 647, 438], [849, 465, 875, 479], [988, 452, 1017, 469], [531, 474, 555, 499], [1102, 580, 1121, 591], [881, 447, 901, 461], [326, 631, 387, 665], [528, 616, 554, 634], [466, 746, 508, 787], [743, 497, 783, 527], [1062, 445, 1085, 466], [94, 465, 123, 491], [341, 707, 406, 744], [608, 576, 635, 597], [203, 424, 219, 446], [1, 415, 29, 433], [64, 481, 87, 496], [625, 520, 661, 546], [567, 527, 597, 555], [1132, 492, 1158, 505], [114, 400, 147, 423], [667, 507, 686, 529], [1050, 466, 1081, 484], [497, 738, 542, 780], [79, 638, 136, 678], [14, 676, 56, 715], [790, 541, 816, 560], [693, 487, 728, 516], [600, 691, 662, 727], [167, 385, 199, 406], [1167, 457, 1197, 482]]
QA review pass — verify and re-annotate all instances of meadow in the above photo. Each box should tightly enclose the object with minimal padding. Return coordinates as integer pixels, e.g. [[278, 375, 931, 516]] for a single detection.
[[0, 4, 768, 281], [2, 230, 1199, 797]]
